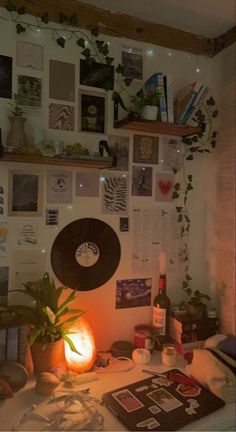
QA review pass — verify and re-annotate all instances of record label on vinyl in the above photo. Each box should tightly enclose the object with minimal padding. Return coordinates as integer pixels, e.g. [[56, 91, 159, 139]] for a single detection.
[[51, 218, 121, 291]]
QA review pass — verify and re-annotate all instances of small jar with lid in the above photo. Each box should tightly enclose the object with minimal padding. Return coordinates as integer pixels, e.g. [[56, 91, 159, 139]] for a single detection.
[[161, 343, 177, 367]]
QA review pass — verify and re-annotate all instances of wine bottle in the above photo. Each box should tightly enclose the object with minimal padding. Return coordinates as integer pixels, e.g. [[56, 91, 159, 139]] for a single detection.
[[152, 252, 171, 346]]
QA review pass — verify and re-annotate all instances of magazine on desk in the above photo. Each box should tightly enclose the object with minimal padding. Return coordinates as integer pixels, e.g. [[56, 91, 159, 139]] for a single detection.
[[102, 368, 224, 431]]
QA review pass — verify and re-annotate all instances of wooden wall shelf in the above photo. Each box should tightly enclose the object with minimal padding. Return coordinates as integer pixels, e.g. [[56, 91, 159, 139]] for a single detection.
[[0, 153, 113, 169], [114, 118, 200, 137]]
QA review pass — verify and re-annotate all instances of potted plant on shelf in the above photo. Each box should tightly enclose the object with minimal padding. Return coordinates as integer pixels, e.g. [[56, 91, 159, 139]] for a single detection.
[[4, 272, 84, 375], [129, 89, 160, 120]]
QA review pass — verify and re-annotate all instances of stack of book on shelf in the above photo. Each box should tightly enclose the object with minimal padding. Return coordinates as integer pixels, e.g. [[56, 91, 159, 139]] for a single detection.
[[144, 72, 174, 123], [0, 325, 28, 365], [170, 314, 220, 355], [174, 82, 209, 125]]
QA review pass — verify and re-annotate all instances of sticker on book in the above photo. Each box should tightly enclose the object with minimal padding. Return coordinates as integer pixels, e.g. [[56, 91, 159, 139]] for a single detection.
[[176, 383, 201, 397], [185, 398, 200, 415], [112, 389, 144, 412], [135, 385, 149, 392], [136, 418, 160, 430], [148, 405, 161, 414], [147, 388, 183, 412], [152, 376, 171, 386]]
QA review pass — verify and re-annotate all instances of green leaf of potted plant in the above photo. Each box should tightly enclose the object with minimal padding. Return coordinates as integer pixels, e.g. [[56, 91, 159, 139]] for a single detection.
[[4, 272, 84, 375], [187, 289, 211, 319]]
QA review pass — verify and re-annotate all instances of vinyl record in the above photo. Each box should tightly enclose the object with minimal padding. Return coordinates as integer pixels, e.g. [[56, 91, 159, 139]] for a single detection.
[[51, 218, 121, 291]]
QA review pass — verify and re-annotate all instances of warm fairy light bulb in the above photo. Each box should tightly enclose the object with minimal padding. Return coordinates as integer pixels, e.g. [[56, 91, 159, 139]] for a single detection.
[[159, 251, 167, 275]]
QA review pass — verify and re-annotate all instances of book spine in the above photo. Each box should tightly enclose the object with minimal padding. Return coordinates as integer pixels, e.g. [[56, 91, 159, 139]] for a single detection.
[[0, 329, 6, 361], [164, 75, 174, 123], [176, 82, 202, 125], [6, 327, 18, 361], [186, 86, 209, 125], [157, 73, 168, 122], [18, 326, 28, 365]]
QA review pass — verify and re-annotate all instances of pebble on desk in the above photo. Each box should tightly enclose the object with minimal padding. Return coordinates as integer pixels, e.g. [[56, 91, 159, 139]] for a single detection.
[[35, 372, 60, 395]]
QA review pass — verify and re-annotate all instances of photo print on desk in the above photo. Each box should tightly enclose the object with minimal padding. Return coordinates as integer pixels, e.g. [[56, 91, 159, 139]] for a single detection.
[[101, 174, 129, 214], [116, 278, 152, 309], [49, 103, 75, 131], [8, 170, 43, 217], [49, 59, 75, 101], [79, 90, 107, 134], [133, 134, 159, 164], [132, 166, 152, 196], [122, 51, 143, 80], [17, 41, 43, 70], [0, 54, 12, 98], [155, 172, 174, 202], [108, 135, 129, 171]]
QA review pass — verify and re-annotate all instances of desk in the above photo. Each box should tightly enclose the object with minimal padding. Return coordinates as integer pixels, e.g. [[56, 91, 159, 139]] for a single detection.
[[0, 352, 234, 431]]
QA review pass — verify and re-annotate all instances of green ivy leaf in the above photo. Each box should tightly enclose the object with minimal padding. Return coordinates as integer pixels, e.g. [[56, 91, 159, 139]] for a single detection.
[[204, 149, 211, 153], [56, 37, 65, 48], [176, 206, 182, 212], [77, 38, 85, 48], [16, 23, 26, 33], [105, 56, 114, 65], [206, 96, 215, 105], [175, 182, 180, 190], [188, 175, 192, 182], [211, 140, 216, 148], [186, 154, 194, 161], [212, 110, 218, 117], [190, 146, 199, 152], [124, 78, 133, 86], [69, 14, 77, 26], [212, 131, 217, 138], [6, 1, 16, 12], [116, 63, 124, 74], [192, 135, 198, 142], [100, 44, 109, 56], [184, 214, 190, 223], [41, 12, 49, 24], [172, 191, 179, 199], [187, 183, 193, 191], [59, 12, 68, 24], [172, 167, 177, 174], [96, 40, 105, 49], [91, 27, 99, 37], [18, 6, 26, 15], [81, 48, 91, 58]]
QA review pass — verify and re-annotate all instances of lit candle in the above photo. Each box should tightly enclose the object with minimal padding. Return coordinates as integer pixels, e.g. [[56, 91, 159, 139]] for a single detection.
[[159, 251, 167, 275]]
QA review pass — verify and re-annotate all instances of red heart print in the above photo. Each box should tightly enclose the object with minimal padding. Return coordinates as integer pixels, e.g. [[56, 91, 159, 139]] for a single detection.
[[158, 180, 172, 195]]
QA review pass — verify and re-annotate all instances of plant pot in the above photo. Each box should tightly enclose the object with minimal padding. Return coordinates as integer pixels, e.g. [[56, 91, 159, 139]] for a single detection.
[[142, 105, 158, 121], [30, 339, 67, 376], [7, 116, 28, 150], [187, 302, 207, 320]]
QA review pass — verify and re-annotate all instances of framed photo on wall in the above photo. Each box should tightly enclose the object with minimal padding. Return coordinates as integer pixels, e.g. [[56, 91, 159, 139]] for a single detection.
[[79, 89, 107, 134], [17, 41, 43, 70], [8, 170, 43, 216], [80, 59, 114, 90], [133, 134, 159, 164]]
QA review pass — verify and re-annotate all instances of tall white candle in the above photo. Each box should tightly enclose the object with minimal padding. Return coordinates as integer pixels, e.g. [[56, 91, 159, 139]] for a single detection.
[[159, 251, 167, 275]]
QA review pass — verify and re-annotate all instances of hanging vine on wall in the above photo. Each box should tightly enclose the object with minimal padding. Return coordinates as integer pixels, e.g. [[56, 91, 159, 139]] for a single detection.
[[172, 96, 218, 306]]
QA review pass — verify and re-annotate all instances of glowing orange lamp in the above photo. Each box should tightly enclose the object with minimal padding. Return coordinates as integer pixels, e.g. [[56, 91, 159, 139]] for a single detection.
[[65, 317, 96, 372]]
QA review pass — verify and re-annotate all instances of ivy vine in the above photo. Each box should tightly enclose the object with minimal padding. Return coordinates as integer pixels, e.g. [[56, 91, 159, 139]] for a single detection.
[[172, 97, 218, 303]]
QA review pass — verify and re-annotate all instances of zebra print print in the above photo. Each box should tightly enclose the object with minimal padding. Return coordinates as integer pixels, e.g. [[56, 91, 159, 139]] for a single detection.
[[102, 175, 128, 214], [49, 103, 74, 130]]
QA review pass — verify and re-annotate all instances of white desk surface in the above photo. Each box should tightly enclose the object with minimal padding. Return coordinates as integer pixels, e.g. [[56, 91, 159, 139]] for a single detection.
[[0, 352, 234, 431]]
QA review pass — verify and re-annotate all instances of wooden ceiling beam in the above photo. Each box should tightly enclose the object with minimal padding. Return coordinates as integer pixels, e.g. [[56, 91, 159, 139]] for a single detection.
[[213, 26, 236, 56], [0, 0, 234, 57]]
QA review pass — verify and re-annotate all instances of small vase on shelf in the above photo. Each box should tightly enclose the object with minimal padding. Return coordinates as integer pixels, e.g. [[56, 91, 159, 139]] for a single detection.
[[7, 116, 28, 151]]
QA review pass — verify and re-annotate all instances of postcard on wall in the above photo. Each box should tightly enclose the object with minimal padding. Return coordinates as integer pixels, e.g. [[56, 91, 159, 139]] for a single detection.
[[49, 103, 75, 131], [155, 172, 175, 202], [46, 208, 59, 226], [15, 223, 39, 247], [17, 41, 43, 70], [101, 174, 129, 215], [18, 75, 42, 115], [0, 221, 8, 259], [133, 134, 159, 164], [120, 217, 129, 232], [8, 170, 43, 217], [49, 60, 75, 102], [132, 166, 152, 196], [0, 54, 12, 99], [122, 51, 143, 80], [47, 170, 72, 204], [0, 266, 9, 306], [80, 59, 114, 90], [79, 90, 107, 134], [161, 138, 182, 172], [75, 172, 100, 197], [116, 278, 152, 309], [10, 250, 46, 304], [108, 135, 129, 171]]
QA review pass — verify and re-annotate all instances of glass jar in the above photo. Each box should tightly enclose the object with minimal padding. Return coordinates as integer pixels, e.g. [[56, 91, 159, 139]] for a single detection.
[[161, 343, 177, 367]]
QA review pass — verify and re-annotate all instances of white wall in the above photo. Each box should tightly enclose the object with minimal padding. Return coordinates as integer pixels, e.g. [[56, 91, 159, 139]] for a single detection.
[[0, 11, 223, 350]]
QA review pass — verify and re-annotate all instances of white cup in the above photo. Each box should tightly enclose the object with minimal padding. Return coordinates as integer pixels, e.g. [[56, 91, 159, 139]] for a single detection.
[[161, 343, 177, 367]]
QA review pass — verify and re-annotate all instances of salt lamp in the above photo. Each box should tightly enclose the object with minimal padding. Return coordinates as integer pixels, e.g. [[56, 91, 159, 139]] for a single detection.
[[65, 317, 96, 373]]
